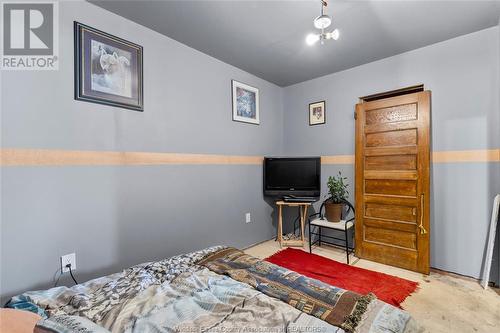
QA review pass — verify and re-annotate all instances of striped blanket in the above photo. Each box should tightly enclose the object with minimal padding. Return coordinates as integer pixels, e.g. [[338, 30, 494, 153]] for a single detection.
[[198, 247, 419, 333]]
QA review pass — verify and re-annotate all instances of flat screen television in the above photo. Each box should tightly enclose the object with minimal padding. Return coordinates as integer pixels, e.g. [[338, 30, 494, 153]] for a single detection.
[[263, 157, 321, 197]]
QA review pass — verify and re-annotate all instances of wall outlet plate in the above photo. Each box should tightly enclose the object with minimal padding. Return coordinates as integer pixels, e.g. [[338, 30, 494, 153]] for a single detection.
[[245, 213, 251, 223], [61, 253, 76, 273]]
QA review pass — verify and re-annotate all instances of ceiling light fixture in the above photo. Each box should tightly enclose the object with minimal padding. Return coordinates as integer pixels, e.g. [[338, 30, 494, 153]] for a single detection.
[[313, 5, 331, 29], [306, 0, 339, 46]]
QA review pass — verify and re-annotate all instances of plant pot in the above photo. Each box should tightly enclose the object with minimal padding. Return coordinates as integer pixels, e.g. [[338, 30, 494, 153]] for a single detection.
[[325, 202, 343, 222]]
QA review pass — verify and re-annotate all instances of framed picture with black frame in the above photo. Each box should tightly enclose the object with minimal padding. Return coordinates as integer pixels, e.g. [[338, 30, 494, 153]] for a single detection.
[[74, 22, 144, 112], [309, 100, 326, 125]]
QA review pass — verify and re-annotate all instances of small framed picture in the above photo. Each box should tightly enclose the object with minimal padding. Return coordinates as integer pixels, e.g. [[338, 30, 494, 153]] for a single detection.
[[232, 80, 259, 125], [74, 22, 144, 111], [309, 101, 326, 125]]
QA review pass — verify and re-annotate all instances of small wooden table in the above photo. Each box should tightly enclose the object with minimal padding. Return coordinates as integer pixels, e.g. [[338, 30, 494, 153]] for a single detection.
[[276, 200, 312, 248]]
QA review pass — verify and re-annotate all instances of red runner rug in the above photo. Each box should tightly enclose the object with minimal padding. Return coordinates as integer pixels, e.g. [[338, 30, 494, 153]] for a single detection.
[[265, 248, 418, 308]]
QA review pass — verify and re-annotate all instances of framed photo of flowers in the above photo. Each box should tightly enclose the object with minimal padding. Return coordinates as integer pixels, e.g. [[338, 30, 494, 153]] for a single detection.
[[232, 80, 259, 125], [309, 100, 326, 125], [74, 22, 144, 112]]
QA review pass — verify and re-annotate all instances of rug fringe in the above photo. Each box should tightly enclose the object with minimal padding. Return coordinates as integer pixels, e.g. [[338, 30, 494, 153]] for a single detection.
[[264, 247, 292, 261], [341, 293, 377, 333], [397, 283, 420, 309]]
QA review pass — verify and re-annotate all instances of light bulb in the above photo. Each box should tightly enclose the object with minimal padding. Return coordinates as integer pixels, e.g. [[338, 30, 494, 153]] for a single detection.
[[306, 33, 320, 46], [327, 29, 339, 41], [313, 14, 332, 29]]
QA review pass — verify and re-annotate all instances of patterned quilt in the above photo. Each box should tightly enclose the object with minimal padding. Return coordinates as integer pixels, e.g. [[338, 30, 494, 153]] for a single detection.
[[7, 246, 423, 333]]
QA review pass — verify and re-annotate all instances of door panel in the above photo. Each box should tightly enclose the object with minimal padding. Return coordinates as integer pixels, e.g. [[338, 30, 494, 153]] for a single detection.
[[361, 242, 418, 267], [364, 179, 417, 196], [365, 146, 417, 156], [365, 203, 417, 223], [364, 226, 417, 250], [365, 129, 417, 147], [365, 171, 418, 181], [355, 91, 430, 274], [364, 218, 417, 233], [365, 104, 418, 125], [365, 155, 417, 170]]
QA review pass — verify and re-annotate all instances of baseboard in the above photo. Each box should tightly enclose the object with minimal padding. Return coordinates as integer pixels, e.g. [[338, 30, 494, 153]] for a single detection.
[[242, 236, 276, 250], [430, 267, 498, 288]]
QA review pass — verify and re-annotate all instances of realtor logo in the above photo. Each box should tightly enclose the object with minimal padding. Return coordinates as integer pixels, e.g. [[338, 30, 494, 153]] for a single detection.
[[1, 1, 58, 70]]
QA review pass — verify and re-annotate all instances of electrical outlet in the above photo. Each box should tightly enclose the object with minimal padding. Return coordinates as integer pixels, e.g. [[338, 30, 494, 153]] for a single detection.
[[245, 213, 251, 223], [61, 253, 76, 273]]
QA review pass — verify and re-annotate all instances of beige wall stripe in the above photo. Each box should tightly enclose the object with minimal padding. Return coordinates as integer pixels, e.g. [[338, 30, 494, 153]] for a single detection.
[[322, 150, 500, 164], [431, 149, 500, 163], [0, 149, 263, 166], [321, 155, 356, 164], [1, 148, 498, 166]]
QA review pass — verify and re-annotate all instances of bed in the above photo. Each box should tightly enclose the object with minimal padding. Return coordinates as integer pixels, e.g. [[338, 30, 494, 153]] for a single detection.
[[7, 246, 422, 333]]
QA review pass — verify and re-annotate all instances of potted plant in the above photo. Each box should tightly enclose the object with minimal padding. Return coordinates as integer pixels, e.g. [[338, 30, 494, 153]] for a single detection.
[[325, 172, 349, 222]]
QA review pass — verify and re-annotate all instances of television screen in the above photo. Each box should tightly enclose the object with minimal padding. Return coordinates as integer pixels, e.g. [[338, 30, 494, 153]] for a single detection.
[[263, 157, 320, 197]]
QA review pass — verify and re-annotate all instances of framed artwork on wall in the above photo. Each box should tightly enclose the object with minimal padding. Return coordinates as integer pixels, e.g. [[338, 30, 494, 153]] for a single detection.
[[309, 101, 326, 125], [232, 80, 259, 125], [74, 22, 144, 112]]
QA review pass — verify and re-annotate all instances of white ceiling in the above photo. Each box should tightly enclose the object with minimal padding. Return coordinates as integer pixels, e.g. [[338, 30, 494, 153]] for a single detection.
[[90, 0, 500, 86]]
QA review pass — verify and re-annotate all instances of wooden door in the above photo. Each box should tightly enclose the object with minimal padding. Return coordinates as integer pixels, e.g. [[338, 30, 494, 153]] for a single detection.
[[355, 91, 430, 274]]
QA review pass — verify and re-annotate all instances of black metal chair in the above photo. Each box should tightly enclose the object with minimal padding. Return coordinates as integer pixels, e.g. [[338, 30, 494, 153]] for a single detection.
[[308, 199, 355, 264]]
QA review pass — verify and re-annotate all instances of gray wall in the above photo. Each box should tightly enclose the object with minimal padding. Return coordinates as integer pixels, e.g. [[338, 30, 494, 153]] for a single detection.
[[0, 1, 283, 301], [283, 27, 500, 281], [1, 1, 499, 303], [491, 15, 500, 286]]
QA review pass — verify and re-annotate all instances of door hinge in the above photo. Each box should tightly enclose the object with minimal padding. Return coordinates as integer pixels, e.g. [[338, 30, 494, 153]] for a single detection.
[[354, 111, 357, 120]]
